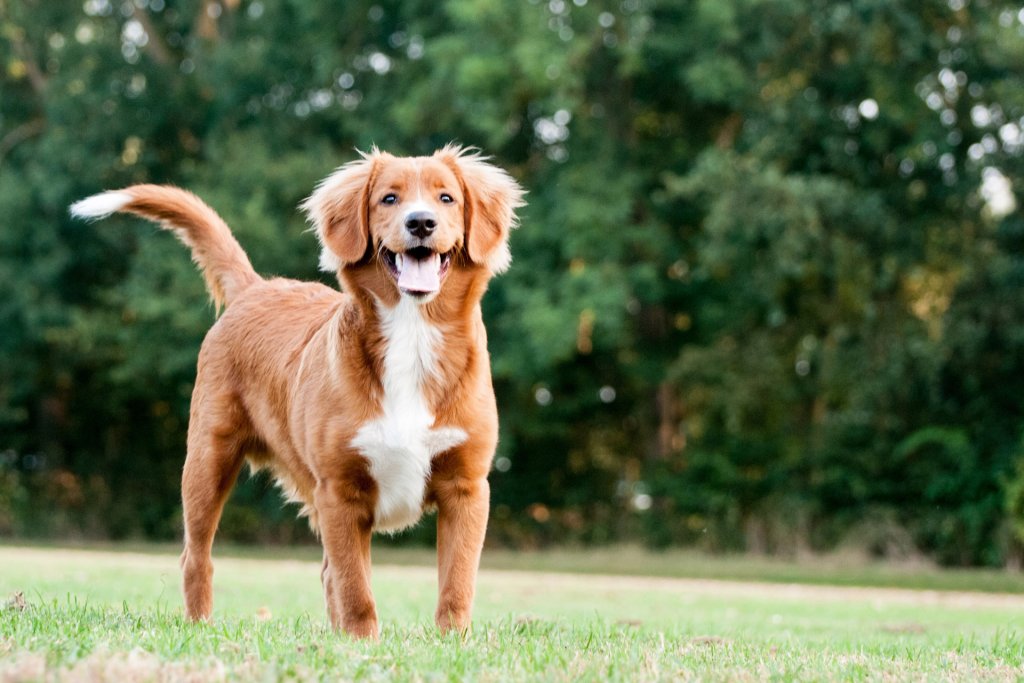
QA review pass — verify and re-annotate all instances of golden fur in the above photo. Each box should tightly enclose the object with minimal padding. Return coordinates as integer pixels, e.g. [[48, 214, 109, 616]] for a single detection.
[[71, 145, 525, 638]]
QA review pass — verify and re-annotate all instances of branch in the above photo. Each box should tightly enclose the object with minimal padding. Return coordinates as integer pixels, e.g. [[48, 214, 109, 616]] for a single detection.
[[8, 25, 48, 95], [715, 113, 743, 150], [132, 7, 173, 67], [0, 118, 46, 169], [194, 0, 220, 42]]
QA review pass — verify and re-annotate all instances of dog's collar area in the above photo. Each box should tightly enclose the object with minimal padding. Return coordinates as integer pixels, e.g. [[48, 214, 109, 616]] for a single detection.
[[381, 246, 452, 296]]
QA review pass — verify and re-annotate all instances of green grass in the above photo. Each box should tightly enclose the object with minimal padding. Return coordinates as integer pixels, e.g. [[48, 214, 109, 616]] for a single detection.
[[1, 545, 1023, 681]]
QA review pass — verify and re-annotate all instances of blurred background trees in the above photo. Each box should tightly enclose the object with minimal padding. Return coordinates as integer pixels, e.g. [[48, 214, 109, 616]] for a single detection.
[[1, 0, 1022, 566]]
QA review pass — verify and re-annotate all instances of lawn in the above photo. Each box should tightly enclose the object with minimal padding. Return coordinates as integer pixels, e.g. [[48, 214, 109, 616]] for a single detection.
[[1, 545, 1022, 681]]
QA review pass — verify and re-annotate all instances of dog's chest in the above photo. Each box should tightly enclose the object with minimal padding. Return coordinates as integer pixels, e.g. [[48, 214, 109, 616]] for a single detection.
[[350, 300, 467, 532]]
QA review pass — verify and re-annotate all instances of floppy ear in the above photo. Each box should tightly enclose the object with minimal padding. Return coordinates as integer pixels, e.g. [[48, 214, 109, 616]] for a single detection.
[[439, 145, 526, 274], [301, 150, 382, 272]]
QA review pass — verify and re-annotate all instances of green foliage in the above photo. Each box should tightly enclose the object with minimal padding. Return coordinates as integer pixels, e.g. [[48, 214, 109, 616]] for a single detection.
[[1, 0, 1022, 565], [1005, 435, 1024, 557]]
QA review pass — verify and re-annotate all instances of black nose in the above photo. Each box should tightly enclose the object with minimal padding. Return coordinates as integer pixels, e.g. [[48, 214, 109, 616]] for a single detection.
[[405, 211, 437, 238]]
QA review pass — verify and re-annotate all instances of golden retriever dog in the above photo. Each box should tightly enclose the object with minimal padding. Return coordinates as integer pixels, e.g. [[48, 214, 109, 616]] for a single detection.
[[71, 145, 525, 638]]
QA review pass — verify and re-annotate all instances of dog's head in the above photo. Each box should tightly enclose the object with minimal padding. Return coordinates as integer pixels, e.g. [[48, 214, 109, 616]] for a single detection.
[[303, 145, 525, 303]]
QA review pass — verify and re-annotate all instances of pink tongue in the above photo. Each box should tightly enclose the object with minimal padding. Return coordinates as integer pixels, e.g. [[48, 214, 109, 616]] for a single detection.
[[397, 252, 441, 293]]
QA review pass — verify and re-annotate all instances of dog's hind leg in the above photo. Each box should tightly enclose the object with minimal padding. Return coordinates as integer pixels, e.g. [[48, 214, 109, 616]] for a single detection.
[[179, 397, 248, 621]]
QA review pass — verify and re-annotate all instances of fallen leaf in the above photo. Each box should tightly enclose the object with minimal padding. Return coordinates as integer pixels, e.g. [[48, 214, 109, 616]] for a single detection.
[[689, 635, 730, 646], [5, 592, 26, 611]]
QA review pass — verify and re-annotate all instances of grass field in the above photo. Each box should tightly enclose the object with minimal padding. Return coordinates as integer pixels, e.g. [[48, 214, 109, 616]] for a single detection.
[[1, 545, 1022, 681]]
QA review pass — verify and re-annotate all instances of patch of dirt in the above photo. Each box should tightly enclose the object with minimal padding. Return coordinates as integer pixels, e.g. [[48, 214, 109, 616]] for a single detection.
[[457, 566, 1024, 611], [5, 544, 1023, 612], [0, 649, 245, 683], [881, 622, 927, 634]]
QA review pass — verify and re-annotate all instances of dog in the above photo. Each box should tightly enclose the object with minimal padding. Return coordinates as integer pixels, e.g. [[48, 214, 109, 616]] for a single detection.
[[71, 144, 525, 638]]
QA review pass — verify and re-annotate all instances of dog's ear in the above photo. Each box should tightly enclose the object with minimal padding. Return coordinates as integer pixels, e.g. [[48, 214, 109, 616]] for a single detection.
[[302, 150, 383, 271], [439, 145, 526, 274]]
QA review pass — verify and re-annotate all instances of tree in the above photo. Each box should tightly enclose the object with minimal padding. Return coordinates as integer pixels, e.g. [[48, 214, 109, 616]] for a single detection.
[[1, 0, 1022, 564]]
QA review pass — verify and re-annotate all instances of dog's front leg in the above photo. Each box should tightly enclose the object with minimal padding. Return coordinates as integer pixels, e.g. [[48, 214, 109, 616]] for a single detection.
[[314, 478, 378, 639], [433, 473, 490, 633]]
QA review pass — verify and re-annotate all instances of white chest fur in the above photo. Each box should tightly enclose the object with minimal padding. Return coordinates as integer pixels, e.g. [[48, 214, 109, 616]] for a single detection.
[[351, 298, 467, 532]]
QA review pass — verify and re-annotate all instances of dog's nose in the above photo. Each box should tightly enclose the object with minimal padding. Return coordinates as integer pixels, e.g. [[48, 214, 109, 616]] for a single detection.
[[405, 211, 437, 238]]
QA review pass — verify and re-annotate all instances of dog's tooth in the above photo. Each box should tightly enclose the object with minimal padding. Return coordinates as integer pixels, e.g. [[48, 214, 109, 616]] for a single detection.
[[396, 253, 404, 271]]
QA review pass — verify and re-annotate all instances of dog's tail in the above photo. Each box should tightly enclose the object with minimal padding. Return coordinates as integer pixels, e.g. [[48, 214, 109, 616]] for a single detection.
[[71, 185, 261, 310]]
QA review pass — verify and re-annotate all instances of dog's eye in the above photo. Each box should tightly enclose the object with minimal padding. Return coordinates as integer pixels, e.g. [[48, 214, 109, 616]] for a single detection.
[[381, 193, 398, 205], [439, 193, 454, 204]]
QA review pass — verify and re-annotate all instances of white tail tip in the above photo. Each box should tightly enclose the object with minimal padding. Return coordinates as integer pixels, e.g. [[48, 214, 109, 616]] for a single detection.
[[70, 191, 133, 220]]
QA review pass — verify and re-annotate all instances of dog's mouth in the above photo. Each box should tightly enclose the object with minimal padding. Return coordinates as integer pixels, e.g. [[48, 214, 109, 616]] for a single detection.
[[382, 246, 452, 297]]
